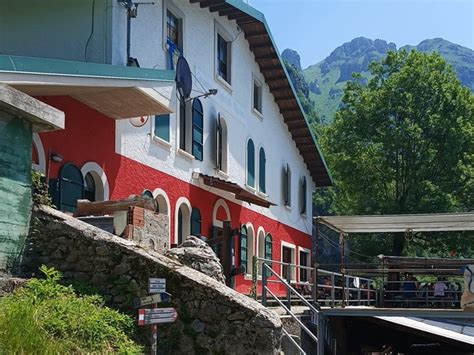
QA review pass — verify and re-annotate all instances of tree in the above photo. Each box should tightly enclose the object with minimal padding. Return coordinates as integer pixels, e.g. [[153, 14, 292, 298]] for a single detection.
[[319, 50, 473, 256]]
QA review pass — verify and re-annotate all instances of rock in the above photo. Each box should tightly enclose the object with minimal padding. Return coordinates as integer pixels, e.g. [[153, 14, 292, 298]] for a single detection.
[[191, 319, 205, 333], [281, 48, 301, 71], [96, 245, 109, 256], [166, 236, 226, 284], [113, 261, 131, 275]]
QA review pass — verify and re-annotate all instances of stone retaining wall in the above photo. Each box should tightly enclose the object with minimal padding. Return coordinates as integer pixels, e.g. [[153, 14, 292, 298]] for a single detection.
[[21, 206, 282, 354]]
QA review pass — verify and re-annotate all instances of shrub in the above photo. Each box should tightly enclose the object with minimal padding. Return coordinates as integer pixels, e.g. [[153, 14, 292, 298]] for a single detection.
[[0, 265, 143, 353]]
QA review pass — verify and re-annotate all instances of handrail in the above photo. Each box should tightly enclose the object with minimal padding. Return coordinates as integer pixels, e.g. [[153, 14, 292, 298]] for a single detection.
[[281, 320, 307, 354], [255, 256, 315, 270], [263, 263, 321, 313], [266, 286, 319, 344]]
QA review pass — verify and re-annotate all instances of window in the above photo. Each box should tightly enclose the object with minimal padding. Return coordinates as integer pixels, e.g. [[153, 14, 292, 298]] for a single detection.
[[176, 199, 191, 245], [240, 225, 248, 273], [283, 164, 292, 206], [259, 147, 266, 193], [217, 34, 231, 84], [192, 99, 204, 161], [191, 208, 201, 236], [216, 114, 228, 172], [299, 248, 310, 282], [154, 114, 170, 142], [253, 80, 262, 114], [247, 139, 255, 187], [300, 176, 307, 215], [165, 9, 183, 70], [281, 242, 296, 281]]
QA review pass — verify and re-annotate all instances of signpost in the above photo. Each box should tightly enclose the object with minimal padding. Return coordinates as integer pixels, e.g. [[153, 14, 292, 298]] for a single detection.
[[135, 278, 176, 355]]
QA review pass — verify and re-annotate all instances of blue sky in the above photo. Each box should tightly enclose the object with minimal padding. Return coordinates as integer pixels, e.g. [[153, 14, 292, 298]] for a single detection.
[[248, 0, 474, 68]]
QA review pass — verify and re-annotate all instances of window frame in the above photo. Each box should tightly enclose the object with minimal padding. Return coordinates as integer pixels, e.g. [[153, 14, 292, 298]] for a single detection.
[[163, 1, 185, 70], [252, 76, 263, 118], [280, 241, 296, 281], [298, 246, 311, 283], [239, 225, 248, 274], [264, 233, 273, 277], [152, 113, 171, 147], [214, 21, 232, 90]]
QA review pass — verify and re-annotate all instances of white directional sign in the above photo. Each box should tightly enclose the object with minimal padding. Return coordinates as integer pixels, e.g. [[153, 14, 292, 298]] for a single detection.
[[148, 278, 166, 294], [138, 307, 178, 326]]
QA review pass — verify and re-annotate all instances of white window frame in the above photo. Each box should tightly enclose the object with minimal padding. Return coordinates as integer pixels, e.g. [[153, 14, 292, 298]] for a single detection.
[[174, 197, 192, 245], [81, 162, 110, 202], [252, 75, 263, 119], [298, 246, 311, 283], [280, 241, 297, 282], [153, 188, 172, 247], [32, 133, 46, 173], [151, 114, 172, 149], [214, 20, 233, 91], [162, 1, 185, 60]]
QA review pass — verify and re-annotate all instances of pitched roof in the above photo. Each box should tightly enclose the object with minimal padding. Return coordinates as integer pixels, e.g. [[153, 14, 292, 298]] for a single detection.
[[190, 0, 332, 187]]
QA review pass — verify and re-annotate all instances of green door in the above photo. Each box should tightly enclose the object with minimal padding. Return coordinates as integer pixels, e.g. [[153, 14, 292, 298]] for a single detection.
[[59, 163, 84, 213]]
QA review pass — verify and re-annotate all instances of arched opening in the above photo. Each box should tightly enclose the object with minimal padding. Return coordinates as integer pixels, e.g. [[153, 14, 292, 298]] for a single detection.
[[32, 133, 46, 173], [153, 188, 171, 248], [81, 162, 109, 202], [175, 198, 191, 245], [155, 195, 169, 215], [191, 207, 201, 236], [212, 199, 231, 228], [59, 163, 84, 213]]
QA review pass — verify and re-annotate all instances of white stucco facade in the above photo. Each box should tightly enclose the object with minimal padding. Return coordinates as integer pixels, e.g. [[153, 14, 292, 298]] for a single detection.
[[112, 0, 316, 235]]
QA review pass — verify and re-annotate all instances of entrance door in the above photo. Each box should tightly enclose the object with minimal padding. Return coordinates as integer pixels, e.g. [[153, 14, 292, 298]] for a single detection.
[[59, 163, 84, 213]]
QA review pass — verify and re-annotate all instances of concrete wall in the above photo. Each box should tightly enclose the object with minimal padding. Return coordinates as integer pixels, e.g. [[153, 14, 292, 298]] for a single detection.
[[23, 206, 283, 354], [0, 0, 111, 63], [0, 112, 32, 273]]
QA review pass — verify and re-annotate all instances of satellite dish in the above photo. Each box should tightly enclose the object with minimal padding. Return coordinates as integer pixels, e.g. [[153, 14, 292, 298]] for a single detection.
[[130, 115, 149, 127], [175, 56, 192, 99]]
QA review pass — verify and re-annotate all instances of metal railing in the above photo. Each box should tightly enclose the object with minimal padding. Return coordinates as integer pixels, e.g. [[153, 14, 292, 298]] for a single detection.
[[261, 262, 319, 354]]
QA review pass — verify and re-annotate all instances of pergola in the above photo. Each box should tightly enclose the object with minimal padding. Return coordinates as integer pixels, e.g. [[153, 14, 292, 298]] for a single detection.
[[314, 213, 474, 304]]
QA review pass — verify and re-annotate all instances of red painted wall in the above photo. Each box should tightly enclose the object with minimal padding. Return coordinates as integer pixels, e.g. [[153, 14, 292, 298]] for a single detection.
[[37, 96, 313, 295]]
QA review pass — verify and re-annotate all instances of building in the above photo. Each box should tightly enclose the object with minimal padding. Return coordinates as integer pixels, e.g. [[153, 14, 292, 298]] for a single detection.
[[0, 0, 331, 293]]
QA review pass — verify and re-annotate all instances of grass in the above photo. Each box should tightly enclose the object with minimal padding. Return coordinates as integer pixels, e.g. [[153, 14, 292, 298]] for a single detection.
[[0, 266, 143, 354]]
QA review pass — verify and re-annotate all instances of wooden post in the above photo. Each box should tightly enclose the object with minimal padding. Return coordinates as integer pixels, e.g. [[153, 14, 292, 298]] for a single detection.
[[262, 263, 267, 306], [340, 232, 346, 307], [222, 221, 232, 287]]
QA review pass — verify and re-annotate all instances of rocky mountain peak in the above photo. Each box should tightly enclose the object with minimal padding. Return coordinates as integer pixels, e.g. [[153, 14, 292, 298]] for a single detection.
[[281, 48, 301, 70]]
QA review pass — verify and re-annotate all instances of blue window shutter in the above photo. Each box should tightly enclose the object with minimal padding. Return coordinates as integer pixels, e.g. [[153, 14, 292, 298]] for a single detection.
[[264, 234, 272, 277], [240, 225, 248, 273], [301, 176, 307, 215], [247, 139, 255, 187], [154, 114, 170, 142], [259, 148, 266, 193], [192, 99, 204, 160], [191, 208, 201, 236]]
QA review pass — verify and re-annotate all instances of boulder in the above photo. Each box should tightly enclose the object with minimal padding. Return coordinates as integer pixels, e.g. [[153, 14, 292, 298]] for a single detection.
[[166, 236, 226, 284]]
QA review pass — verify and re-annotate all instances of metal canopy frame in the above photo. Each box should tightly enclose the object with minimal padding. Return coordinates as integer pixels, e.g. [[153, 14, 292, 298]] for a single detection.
[[314, 213, 474, 306]]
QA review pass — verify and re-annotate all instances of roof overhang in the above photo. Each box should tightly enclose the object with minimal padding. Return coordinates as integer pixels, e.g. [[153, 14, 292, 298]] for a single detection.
[[191, 0, 332, 186], [200, 173, 276, 208], [0, 55, 175, 119], [316, 213, 474, 234], [0, 84, 64, 132]]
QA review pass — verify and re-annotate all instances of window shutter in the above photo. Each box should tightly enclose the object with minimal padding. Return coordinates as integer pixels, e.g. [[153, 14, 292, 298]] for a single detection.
[[247, 140, 255, 187], [239, 225, 248, 273], [216, 114, 222, 170], [259, 148, 266, 193], [192, 99, 204, 160], [301, 176, 307, 215], [286, 164, 291, 206], [264, 234, 272, 277]]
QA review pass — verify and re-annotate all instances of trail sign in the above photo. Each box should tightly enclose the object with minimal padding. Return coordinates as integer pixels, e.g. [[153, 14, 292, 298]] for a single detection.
[[133, 292, 171, 308], [138, 307, 178, 326], [148, 278, 166, 294]]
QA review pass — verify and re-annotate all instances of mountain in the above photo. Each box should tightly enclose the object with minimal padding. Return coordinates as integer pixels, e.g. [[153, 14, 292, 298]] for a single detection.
[[282, 37, 474, 123]]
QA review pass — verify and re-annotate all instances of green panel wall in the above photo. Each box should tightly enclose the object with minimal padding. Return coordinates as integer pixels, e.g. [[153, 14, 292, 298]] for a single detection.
[[0, 112, 32, 273]]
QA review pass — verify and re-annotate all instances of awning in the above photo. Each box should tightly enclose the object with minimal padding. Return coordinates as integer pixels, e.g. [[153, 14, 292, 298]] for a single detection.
[[200, 173, 276, 208], [316, 213, 474, 234], [0, 55, 175, 119]]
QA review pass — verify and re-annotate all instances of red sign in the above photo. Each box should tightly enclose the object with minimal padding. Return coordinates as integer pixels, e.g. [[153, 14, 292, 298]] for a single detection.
[[138, 307, 178, 326]]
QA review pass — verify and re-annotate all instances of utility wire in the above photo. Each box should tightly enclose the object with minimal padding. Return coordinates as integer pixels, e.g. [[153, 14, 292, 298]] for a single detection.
[[84, 0, 96, 62]]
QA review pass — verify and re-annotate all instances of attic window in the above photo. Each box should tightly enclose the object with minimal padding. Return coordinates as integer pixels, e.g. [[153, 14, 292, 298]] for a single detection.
[[253, 79, 262, 114]]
